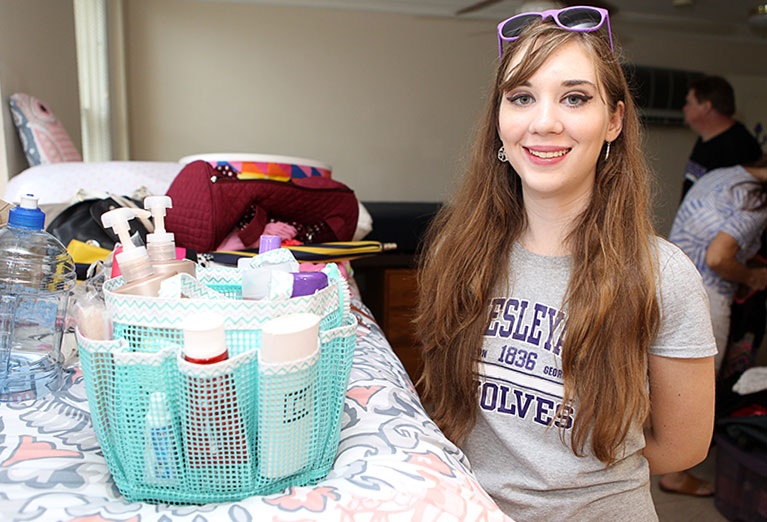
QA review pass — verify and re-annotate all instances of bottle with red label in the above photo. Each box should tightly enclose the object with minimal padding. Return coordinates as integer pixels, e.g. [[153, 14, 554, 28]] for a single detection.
[[181, 312, 248, 468]]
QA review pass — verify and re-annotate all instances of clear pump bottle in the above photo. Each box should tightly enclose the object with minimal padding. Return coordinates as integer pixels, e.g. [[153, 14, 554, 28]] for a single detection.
[[143, 196, 196, 277]]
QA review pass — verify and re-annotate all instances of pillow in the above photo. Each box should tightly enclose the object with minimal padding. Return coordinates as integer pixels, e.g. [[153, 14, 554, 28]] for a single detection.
[[3, 161, 184, 205], [178, 153, 332, 181], [353, 202, 373, 241], [9, 93, 82, 167]]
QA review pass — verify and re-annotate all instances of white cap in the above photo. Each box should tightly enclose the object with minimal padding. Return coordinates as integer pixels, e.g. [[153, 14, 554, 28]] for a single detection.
[[101, 208, 154, 282], [116, 245, 154, 282], [147, 391, 172, 427], [19, 193, 39, 209], [182, 312, 227, 361], [144, 196, 176, 259], [144, 196, 172, 234], [261, 313, 320, 364]]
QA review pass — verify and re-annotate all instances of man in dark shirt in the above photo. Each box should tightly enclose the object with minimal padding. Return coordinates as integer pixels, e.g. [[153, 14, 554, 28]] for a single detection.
[[681, 75, 763, 199]]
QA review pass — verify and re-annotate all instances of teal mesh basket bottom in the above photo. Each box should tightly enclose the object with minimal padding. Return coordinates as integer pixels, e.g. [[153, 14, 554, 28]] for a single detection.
[[77, 315, 356, 504]]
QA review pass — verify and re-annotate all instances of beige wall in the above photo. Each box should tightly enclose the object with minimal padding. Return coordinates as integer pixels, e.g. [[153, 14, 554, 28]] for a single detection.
[[124, 0, 495, 204], [123, 1, 767, 237], [0, 0, 81, 194]]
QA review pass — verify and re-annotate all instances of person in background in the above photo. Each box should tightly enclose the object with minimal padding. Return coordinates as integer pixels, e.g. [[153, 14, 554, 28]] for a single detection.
[[671, 155, 767, 370], [664, 155, 767, 497], [670, 75, 764, 498], [681, 75, 762, 199], [414, 7, 716, 520]]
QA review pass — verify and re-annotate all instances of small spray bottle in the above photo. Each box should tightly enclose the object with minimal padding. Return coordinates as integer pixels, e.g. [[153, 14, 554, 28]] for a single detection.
[[144, 196, 196, 277], [144, 391, 181, 485], [101, 208, 177, 296]]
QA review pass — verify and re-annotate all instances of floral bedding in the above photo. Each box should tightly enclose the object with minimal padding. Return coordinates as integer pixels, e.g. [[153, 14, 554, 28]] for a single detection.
[[0, 298, 510, 521]]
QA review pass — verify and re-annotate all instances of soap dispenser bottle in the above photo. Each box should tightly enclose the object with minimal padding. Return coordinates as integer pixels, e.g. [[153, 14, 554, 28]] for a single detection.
[[143, 196, 196, 277], [101, 208, 177, 296]]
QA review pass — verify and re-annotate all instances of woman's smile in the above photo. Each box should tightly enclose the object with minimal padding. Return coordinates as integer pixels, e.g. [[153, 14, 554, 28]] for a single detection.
[[524, 146, 572, 162]]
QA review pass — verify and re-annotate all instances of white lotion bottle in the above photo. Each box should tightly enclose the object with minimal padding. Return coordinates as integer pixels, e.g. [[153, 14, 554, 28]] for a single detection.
[[101, 208, 177, 296], [144, 196, 196, 277], [238, 235, 299, 300], [259, 312, 320, 478]]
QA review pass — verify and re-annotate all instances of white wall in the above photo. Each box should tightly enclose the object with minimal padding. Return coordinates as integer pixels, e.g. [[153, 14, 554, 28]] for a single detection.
[[0, 0, 81, 195], [121, 1, 767, 235]]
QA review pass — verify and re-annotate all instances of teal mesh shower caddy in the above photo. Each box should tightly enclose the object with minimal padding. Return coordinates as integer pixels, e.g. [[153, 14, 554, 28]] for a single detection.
[[77, 265, 356, 504]]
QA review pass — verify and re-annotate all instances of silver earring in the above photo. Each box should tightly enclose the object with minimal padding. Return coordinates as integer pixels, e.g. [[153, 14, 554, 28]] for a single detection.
[[604, 141, 611, 160], [497, 146, 507, 162]]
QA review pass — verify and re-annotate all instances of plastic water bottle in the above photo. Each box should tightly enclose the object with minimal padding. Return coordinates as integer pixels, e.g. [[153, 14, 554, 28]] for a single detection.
[[0, 194, 76, 402]]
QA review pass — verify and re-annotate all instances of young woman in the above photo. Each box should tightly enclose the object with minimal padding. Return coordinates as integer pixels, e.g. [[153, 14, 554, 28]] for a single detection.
[[415, 7, 716, 521]]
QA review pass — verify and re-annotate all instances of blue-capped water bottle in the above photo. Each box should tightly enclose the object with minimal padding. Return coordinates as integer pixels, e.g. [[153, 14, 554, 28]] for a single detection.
[[0, 194, 76, 401]]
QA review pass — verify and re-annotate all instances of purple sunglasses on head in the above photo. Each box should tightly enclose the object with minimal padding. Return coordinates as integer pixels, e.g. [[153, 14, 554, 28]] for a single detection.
[[497, 5, 613, 58]]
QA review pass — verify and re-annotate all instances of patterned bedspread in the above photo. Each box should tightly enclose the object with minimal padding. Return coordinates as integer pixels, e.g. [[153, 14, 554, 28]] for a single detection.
[[0, 299, 511, 521]]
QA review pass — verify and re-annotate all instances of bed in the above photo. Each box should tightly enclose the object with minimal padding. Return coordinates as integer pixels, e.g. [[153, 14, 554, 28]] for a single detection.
[[0, 161, 510, 521]]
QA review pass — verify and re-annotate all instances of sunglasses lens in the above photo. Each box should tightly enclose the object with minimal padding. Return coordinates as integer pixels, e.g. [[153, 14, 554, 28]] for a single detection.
[[557, 8, 603, 30], [500, 14, 542, 39]]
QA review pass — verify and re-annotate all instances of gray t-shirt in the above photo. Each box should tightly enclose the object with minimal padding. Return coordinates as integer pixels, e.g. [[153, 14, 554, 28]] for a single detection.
[[462, 238, 716, 522]]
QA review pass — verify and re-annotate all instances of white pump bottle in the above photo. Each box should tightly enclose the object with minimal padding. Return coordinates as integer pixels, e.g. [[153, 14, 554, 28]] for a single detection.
[[143, 196, 196, 277], [101, 208, 178, 296]]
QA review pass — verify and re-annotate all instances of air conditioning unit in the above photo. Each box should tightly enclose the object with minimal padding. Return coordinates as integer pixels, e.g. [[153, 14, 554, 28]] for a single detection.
[[622, 65, 703, 126]]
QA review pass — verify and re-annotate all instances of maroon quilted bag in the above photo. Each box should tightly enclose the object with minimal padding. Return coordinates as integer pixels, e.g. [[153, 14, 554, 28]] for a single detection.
[[164, 160, 359, 252]]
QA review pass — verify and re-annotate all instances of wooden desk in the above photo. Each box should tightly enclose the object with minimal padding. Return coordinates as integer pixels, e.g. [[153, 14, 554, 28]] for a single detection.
[[352, 255, 423, 387]]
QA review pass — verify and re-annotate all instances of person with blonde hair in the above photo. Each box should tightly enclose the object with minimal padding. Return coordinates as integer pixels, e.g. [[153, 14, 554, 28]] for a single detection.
[[415, 6, 716, 520]]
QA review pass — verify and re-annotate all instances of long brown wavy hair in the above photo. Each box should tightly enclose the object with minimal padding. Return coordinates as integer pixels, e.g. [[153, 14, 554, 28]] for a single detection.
[[414, 19, 661, 465]]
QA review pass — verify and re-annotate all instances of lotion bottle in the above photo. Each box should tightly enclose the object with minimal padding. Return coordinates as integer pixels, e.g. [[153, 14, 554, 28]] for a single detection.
[[268, 271, 329, 300], [101, 208, 177, 296], [182, 312, 247, 468], [259, 312, 320, 478], [144, 196, 196, 277]]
